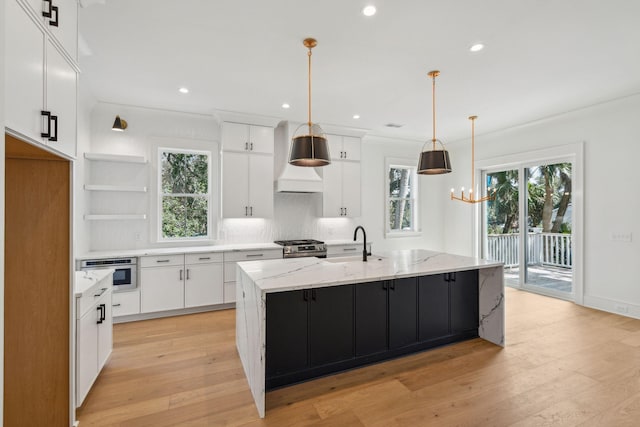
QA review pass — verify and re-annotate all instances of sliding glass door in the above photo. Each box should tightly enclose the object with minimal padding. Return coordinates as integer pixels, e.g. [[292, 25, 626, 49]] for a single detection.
[[482, 160, 574, 300]]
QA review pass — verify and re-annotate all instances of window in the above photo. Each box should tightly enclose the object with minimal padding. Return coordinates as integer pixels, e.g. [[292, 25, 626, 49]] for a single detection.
[[386, 159, 419, 235], [159, 148, 211, 240]]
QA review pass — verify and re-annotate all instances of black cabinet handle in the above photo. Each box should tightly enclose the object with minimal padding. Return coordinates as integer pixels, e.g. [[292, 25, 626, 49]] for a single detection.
[[186, 269, 190, 280], [245, 142, 249, 150], [100, 303, 106, 321], [49, 114, 58, 141], [250, 142, 254, 150], [112, 303, 121, 307], [245, 206, 248, 216], [96, 305, 103, 324], [49, 5, 59, 27], [303, 290, 309, 301], [450, 272, 456, 282], [41, 111, 51, 138], [311, 289, 317, 301], [42, 0, 52, 18], [250, 206, 253, 216], [390, 282, 396, 291]]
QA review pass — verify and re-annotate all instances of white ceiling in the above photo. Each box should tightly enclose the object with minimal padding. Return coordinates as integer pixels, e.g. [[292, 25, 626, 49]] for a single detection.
[[79, 0, 640, 143]]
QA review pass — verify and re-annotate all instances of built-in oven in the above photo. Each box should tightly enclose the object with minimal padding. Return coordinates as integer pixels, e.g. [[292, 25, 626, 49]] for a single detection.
[[80, 257, 137, 292]]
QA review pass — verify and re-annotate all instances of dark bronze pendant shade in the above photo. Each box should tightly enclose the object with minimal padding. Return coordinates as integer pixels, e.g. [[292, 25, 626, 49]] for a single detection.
[[289, 38, 331, 167], [418, 145, 451, 174], [417, 70, 452, 175]]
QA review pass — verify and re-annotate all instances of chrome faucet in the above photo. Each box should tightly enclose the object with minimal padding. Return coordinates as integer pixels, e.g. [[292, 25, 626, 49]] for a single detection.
[[353, 226, 367, 262]]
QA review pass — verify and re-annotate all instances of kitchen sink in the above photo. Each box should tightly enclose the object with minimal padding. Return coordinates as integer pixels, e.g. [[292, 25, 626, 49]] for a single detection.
[[323, 255, 385, 263]]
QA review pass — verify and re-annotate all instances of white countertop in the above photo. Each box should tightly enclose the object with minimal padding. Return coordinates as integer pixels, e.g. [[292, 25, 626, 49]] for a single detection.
[[238, 249, 503, 293], [77, 242, 283, 260], [75, 269, 113, 297]]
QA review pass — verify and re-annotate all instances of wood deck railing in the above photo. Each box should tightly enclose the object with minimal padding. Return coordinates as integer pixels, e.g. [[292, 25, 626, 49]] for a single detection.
[[486, 232, 572, 268]]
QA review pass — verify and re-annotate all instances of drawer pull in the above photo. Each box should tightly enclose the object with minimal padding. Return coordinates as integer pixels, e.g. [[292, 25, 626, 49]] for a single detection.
[[246, 254, 264, 258], [156, 259, 170, 263], [343, 248, 357, 251], [93, 287, 108, 297], [112, 303, 121, 307], [198, 257, 211, 260]]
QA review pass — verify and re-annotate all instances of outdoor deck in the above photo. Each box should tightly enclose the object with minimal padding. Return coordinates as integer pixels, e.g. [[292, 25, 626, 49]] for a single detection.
[[503, 264, 572, 293]]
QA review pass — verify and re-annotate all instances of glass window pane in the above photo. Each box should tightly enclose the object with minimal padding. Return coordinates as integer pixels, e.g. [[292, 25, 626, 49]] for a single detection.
[[389, 199, 413, 231], [161, 152, 209, 194], [162, 196, 208, 238], [389, 167, 412, 198]]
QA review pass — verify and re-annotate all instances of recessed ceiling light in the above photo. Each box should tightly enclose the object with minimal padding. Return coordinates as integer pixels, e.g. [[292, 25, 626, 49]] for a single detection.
[[353, 114, 360, 119], [179, 87, 189, 94], [469, 43, 485, 52], [362, 5, 376, 16], [282, 103, 290, 109]]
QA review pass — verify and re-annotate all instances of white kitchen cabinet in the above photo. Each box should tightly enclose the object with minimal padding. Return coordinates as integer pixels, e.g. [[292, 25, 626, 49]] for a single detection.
[[112, 290, 141, 317], [223, 249, 283, 303], [24, 0, 78, 58], [140, 252, 224, 312], [222, 150, 274, 218], [5, 0, 77, 158], [322, 160, 361, 218], [140, 264, 185, 313], [76, 275, 112, 407], [222, 122, 274, 154], [184, 253, 224, 308], [327, 134, 361, 161]]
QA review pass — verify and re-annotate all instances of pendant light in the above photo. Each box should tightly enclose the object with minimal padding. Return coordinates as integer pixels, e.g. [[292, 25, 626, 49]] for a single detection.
[[450, 116, 495, 203], [289, 38, 331, 167], [417, 70, 452, 175]]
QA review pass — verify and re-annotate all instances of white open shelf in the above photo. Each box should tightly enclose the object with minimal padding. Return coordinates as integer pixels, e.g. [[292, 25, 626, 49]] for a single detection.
[[84, 214, 147, 221], [84, 184, 148, 193], [84, 153, 147, 164]]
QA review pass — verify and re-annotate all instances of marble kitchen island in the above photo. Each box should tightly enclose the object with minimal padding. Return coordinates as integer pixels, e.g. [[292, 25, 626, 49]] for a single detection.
[[236, 249, 504, 417]]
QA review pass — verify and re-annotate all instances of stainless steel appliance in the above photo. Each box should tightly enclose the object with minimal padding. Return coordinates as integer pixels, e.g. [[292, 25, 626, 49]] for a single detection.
[[274, 239, 327, 258], [80, 257, 137, 292]]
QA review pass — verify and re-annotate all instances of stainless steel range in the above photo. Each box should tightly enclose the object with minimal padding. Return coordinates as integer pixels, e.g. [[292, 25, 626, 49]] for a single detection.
[[274, 239, 327, 258]]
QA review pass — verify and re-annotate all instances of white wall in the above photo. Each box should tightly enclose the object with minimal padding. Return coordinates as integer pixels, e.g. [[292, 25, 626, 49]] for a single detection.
[[442, 93, 640, 317], [75, 77, 96, 256]]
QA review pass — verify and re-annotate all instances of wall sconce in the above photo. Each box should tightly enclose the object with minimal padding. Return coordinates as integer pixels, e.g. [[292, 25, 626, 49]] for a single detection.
[[112, 115, 128, 132]]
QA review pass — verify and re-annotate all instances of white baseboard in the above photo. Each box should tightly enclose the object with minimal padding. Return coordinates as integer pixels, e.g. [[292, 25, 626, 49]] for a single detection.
[[113, 303, 235, 324], [583, 295, 640, 320]]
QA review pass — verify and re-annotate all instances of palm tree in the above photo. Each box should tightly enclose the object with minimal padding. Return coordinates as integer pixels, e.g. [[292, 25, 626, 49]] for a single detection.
[[487, 170, 519, 234]]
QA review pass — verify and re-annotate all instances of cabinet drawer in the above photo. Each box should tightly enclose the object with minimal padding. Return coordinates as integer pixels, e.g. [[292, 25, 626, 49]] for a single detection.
[[224, 249, 282, 263], [112, 291, 140, 317], [185, 252, 223, 265], [140, 254, 184, 268], [77, 283, 111, 319]]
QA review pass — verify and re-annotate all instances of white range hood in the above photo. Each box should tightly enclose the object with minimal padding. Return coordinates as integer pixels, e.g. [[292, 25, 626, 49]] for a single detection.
[[274, 122, 323, 193]]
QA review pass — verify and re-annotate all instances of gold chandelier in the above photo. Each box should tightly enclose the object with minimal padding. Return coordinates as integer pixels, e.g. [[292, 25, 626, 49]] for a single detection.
[[450, 115, 495, 203]]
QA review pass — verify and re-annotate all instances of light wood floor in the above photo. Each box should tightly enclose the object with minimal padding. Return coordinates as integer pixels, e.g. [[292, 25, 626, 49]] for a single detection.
[[77, 288, 640, 426]]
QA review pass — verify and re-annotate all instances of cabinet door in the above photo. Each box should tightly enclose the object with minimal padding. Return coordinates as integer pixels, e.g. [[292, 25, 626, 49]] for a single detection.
[[450, 270, 479, 333], [389, 277, 417, 349], [222, 122, 249, 151], [5, 0, 45, 142], [248, 154, 274, 218], [309, 285, 354, 366], [185, 263, 224, 307], [418, 274, 450, 341], [342, 161, 361, 217], [326, 134, 343, 160], [49, 0, 78, 59], [321, 161, 343, 217], [224, 281, 236, 303], [222, 151, 250, 218], [46, 40, 77, 157], [342, 136, 361, 161], [355, 281, 388, 356], [140, 266, 185, 312], [249, 125, 274, 154], [97, 291, 113, 369], [266, 291, 308, 377], [76, 307, 98, 406]]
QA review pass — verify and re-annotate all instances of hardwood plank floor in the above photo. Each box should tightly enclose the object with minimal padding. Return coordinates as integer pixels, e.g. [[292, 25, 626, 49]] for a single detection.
[[77, 288, 640, 426]]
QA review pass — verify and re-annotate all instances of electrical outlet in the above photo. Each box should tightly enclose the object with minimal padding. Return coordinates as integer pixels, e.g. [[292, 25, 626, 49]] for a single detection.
[[134, 232, 141, 241], [610, 232, 632, 242], [614, 304, 629, 314]]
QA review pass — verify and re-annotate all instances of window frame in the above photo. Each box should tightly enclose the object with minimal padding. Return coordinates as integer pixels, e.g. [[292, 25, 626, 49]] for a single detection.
[[157, 147, 212, 242], [385, 157, 420, 237]]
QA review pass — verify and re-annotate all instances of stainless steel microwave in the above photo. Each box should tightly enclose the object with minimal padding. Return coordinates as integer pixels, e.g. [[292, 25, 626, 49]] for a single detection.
[[79, 257, 137, 292]]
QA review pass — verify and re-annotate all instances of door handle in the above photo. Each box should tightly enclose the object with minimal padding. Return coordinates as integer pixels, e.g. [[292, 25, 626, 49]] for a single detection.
[[48, 115, 58, 141], [42, 0, 52, 18], [49, 5, 59, 27], [250, 142, 254, 150], [41, 111, 51, 138], [96, 305, 103, 324], [245, 142, 249, 150], [382, 282, 387, 290], [390, 282, 395, 291], [450, 272, 456, 282], [245, 206, 248, 216]]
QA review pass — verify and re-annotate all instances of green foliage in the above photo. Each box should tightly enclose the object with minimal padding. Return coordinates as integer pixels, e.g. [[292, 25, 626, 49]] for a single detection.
[[161, 151, 209, 239], [389, 167, 413, 231]]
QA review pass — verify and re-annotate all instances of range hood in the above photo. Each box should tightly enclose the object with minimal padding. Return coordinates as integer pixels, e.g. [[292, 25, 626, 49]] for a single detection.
[[274, 122, 323, 193]]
